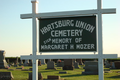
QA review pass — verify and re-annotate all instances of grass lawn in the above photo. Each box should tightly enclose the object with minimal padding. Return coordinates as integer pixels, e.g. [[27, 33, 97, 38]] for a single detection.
[[0, 64, 120, 80]]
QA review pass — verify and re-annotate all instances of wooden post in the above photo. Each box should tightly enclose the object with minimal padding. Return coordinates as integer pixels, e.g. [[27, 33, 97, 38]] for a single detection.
[[31, 0, 38, 80]]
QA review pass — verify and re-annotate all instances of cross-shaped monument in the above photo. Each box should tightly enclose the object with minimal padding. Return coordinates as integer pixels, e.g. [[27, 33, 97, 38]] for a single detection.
[[20, 0, 117, 80]]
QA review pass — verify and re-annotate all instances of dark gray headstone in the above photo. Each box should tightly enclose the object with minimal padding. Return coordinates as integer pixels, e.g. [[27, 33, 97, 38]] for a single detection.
[[14, 60, 18, 67], [16, 57, 18, 65], [59, 71, 67, 74], [28, 73, 43, 80], [16, 67, 24, 69], [111, 62, 116, 69], [29, 68, 32, 71], [48, 59, 51, 62], [82, 61, 98, 75], [47, 75, 60, 79], [0, 72, 14, 80], [19, 60, 23, 66], [114, 61, 120, 69], [105, 60, 111, 68], [38, 60, 41, 66], [28, 60, 32, 66], [47, 61, 56, 69], [0, 50, 8, 69], [63, 59, 74, 70], [57, 61, 64, 67]]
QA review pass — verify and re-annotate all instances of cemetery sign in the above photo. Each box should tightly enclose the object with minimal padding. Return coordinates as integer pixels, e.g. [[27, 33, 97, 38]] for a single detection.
[[39, 16, 96, 52]]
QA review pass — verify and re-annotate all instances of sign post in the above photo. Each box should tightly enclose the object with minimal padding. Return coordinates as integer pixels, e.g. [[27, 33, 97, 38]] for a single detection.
[[97, 0, 104, 79], [31, 0, 38, 80], [20, 0, 117, 80]]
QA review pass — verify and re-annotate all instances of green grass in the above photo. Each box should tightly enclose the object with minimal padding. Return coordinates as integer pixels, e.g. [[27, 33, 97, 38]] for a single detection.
[[0, 64, 120, 80]]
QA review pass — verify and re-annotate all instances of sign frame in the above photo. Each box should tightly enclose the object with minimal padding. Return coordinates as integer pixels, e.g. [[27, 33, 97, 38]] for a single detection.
[[20, 0, 117, 80]]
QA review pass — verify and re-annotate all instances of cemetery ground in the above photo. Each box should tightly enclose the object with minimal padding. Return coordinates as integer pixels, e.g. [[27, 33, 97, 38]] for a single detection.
[[0, 64, 120, 80]]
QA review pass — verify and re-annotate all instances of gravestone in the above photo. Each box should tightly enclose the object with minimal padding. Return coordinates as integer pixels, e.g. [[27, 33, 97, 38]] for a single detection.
[[57, 61, 64, 67], [74, 61, 79, 69], [59, 71, 67, 74], [82, 61, 98, 75], [111, 62, 116, 69], [16, 67, 24, 69], [38, 60, 41, 66], [16, 57, 18, 65], [19, 60, 23, 66], [28, 54, 32, 66], [29, 72, 43, 80], [24, 59, 29, 66], [47, 75, 64, 80], [76, 59, 83, 65], [28, 60, 32, 66], [73, 59, 76, 64], [7, 59, 9, 64], [14, 60, 18, 67], [0, 50, 8, 69], [63, 59, 74, 70], [114, 61, 120, 69], [7, 59, 11, 67], [48, 59, 51, 62], [41, 59, 46, 65], [14, 57, 19, 67], [47, 61, 56, 69], [29, 68, 32, 71], [105, 60, 111, 68], [0, 72, 14, 80]]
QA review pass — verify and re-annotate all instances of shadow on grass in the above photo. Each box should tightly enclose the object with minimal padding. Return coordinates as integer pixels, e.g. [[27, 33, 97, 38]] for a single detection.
[[108, 75, 120, 78], [23, 70, 57, 73], [61, 74, 89, 77], [38, 70, 56, 73]]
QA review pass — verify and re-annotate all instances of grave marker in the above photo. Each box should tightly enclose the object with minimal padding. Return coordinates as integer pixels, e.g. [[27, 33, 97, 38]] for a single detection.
[[105, 60, 111, 68], [38, 60, 41, 66], [19, 60, 23, 66], [57, 61, 64, 67], [114, 61, 120, 69], [82, 61, 98, 75], [41, 59, 46, 65], [63, 59, 74, 70], [29, 60, 32, 66], [28, 72, 43, 80], [74, 62, 80, 69], [24, 59, 29, 66], [47, 75, 64, 80], [46, 61, 56, 70], [76, 59, 83, 65], [111, 62, 116, 69], [0, 50, 8, 69], [0, 72, 14, 80]]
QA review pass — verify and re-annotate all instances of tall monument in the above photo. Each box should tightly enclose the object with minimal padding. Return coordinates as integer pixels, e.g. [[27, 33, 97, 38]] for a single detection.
[[0, 50, 8, 68]]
